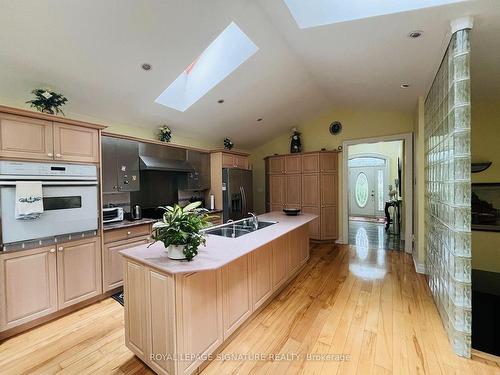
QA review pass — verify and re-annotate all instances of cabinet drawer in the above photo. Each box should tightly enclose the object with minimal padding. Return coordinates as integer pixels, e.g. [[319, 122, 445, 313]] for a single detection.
[[104, 224, 151, 244]]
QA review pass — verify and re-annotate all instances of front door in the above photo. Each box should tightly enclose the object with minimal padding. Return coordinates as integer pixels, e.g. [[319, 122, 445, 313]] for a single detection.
[[348, 157, 387, 218]]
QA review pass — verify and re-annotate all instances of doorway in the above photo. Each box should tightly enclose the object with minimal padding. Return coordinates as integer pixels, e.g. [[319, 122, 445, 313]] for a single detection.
[[342, 134, 413, 253]]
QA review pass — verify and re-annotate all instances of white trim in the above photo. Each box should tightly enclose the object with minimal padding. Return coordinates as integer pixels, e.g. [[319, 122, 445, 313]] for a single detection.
[[413, 254, 426, 274], [342, 133, 414, 254]]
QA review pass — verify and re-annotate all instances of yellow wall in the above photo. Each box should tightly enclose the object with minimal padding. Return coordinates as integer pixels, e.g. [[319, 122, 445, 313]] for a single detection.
[[471, 99, 500, 273], [249, 108, 414, 243]]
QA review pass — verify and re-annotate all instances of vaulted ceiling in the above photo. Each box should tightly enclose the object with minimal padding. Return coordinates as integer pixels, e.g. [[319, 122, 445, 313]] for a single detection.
[[0, 0, 498, 148]]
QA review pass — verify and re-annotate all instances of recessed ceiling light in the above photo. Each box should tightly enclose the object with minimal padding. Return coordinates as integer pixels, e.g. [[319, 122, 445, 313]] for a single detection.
[[218, 99, 225, 104], [401, 83, 410, 88], [257, 118, 263, 122], [141, 63, 152, 71], [408, 30, 424, 39]]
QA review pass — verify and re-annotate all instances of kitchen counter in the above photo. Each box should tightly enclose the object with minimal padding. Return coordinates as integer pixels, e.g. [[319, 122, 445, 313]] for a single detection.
[[102, 217, 156, 231], [120, 212, 316, 274]]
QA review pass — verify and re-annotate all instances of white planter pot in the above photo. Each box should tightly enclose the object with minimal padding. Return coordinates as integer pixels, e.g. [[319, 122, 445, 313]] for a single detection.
[[166, 244, 187, 260]]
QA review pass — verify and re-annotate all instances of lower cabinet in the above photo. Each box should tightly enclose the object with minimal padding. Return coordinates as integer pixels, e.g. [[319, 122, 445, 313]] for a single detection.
[[0, 236, 102, 332], [57, 237, 102, 309], [222, 255, 252, 339], [124, 259, 147, 358], [272, 234, 289, 292], [103, 237, 149, 292], [321, 206, 338, 240], [0, 246, 58, 331]]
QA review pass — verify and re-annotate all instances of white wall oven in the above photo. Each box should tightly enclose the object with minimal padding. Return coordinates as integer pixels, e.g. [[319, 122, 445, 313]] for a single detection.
[[0, 161, 99, 249]]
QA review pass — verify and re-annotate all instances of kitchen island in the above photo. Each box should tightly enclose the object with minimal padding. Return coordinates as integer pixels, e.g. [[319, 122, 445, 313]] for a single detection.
[[120, 212, 316, 375]]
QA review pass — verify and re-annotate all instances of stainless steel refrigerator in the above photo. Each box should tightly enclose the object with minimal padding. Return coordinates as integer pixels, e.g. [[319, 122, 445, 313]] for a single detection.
[[222, 168, 253, 222]]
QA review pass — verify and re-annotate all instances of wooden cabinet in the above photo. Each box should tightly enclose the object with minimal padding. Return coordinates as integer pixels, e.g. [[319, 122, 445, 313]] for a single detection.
[[272, 234, 289, 291], [53, 123, 99, 163], [302, 153, 319, 173], [269, 174, 286, 208], [302, 174, 320, 206], [0, 246, 58, 331], [266, 151, 339, 241], [320, 152, 338, 173], [251, 243, 273, 310], [103, 237, 149, 292], [285, 155, 301, 174], [220, 152, 249, 169], [285, 174, 302, 208], [0, 109, 103, 163], [103, 223, 150, 244], [0, 113, 54, 160], [268, 156, 284, 174], [321, 206, 338, 240], [222, 255, 252, 339], [57, 237, 102, 309]]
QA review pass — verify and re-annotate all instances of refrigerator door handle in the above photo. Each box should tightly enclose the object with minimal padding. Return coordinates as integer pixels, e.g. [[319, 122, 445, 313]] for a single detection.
[[240, 186, 246, 216]]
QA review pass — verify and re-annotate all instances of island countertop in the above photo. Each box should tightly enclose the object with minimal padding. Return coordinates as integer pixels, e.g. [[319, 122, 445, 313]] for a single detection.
[[119, 212, 316, 274]]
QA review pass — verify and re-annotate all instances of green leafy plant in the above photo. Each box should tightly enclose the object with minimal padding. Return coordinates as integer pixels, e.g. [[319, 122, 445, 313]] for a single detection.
[[26, 89, 68, 115], [151, 201, 212, 261]]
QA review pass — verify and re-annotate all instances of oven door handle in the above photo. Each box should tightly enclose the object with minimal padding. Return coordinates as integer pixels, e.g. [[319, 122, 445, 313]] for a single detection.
[[0, 181, 98, 186]]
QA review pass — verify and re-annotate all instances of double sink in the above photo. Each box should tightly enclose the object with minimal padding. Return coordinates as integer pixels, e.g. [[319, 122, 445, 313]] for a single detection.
[[204, 217, 277, 238]]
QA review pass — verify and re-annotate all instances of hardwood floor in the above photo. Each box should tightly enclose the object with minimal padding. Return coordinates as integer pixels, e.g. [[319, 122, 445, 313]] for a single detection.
[[1, 243, 498, 375]]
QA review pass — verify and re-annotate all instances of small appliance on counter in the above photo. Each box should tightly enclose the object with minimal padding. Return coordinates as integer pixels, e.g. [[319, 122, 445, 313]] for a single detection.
[[103, 206, 124, 223], [129, 204, 142, 220]]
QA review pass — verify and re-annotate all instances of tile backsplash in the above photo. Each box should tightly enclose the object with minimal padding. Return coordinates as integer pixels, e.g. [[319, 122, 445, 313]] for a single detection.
[[103, 192, 131, 212]]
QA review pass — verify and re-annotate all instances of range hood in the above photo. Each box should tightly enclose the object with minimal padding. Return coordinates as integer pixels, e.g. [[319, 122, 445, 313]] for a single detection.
[[139, 155, 193, 172]]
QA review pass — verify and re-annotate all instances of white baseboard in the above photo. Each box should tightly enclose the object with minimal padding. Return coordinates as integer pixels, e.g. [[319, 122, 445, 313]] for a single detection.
[[413, 255, 426, 274]]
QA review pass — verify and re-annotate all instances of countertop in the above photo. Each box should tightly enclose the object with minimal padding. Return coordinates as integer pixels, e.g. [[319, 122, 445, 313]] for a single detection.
[[119, 212, 316, 274], [103, 218, 157, 231]]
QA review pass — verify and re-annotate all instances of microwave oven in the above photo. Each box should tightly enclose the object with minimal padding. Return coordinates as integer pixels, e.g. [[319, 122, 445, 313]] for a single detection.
[[103, 207, 124, 223]]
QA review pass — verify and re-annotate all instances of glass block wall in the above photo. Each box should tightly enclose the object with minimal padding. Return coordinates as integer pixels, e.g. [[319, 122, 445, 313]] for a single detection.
[[424, 29, 472, 358]]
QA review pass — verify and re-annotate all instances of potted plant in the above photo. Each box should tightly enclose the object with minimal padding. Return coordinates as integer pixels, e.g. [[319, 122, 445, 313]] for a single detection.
[[151, 201, 212, 261], [26, 88, 68, 115]]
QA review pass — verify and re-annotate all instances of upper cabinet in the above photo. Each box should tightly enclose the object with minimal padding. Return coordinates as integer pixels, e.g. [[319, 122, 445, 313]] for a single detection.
[[102, 136, 140, 193], [183, 150, 210, 190], [0, 108, 104, 164], [219, 151, 249, 170], [53, 123, 98, 163], [0, 114, 54, 160]]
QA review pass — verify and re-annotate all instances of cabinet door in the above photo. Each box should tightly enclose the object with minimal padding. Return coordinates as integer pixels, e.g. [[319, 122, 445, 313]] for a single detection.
[[251, 243, 273, 310], [301, 206, 320, 239], [101, 137, 118, 193], [302, 153, 320, 173], [321, 173, 338, 206], [53, 123, 99, 163], [321, 206, 338, 240], [124, 259, 147, 357], [285, 155, 301, 174], [57, 237, 102, 309], [269, 174, 286, 207], [0, 246, 57, 331], [176, 270, 223, 374], [272, 235, 289, 292], [0, 113, 54, 160], [222, 255, 252, 339], [286, 174, 302, 209], [320, 153, 338, 173], [302, 174, 320, 206], [221, 153, 235, 168], [234, 155, 248, 169], [268, 156, 285, 174], [103, 237, 149, 292], [116, 139, 140, 192]]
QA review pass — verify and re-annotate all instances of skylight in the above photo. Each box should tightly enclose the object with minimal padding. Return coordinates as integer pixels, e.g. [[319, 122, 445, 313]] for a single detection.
[[155, 22, 258, 112], [283, 0, 468, 29]]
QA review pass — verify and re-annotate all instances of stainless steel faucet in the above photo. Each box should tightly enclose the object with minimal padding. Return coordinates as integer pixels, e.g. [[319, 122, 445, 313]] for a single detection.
[[248, 212, 258, 230]]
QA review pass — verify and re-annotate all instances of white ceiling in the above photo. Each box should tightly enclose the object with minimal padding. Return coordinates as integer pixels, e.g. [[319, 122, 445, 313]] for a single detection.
[[0, 0, 498, 149]]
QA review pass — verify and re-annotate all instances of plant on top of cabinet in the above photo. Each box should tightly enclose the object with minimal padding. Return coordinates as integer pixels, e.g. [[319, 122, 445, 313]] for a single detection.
[[26, 88, 68, 115], [151, 202, 212, 261], [158, 125, 172, 142], [223, 137, 234, 150]]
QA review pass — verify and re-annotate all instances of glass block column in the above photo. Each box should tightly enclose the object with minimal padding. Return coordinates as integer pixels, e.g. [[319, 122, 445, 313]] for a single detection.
[[424, 28, 472, 358]]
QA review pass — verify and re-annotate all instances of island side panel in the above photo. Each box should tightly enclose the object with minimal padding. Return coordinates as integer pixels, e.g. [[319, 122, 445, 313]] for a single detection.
[[124, 259, 147, 359], [175, 269, 223, 375]]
